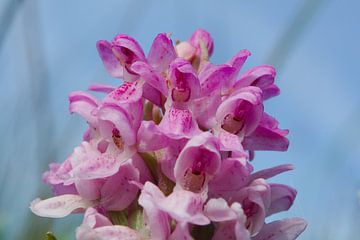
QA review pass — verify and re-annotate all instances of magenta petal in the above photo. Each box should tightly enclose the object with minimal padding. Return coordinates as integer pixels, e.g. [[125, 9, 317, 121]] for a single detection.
[[30, 194, 91, 218], [209, 158, 253, 199], [131, 61, 168, 96], [199, 63, 236, 96], [227, 49, 251, 72], [236, 179, 271, 236], [159, 106, 201, 139], [100, 162, 139, 211], [142, 82, 164, 107], [112, 34, 145, 61], [69, 91, 98, 126], [148, 33, 177, 73], [88, 83, 115, 94], [250, 164, 294, 182], [267, 184, 297, 216], [234, 65, 279, 100], [252, 218, 307, 240], [174, 132, 221, 190], [216, 86, 264, 136], [96, 40, 123, 78], [242, 113, 289, 151], [169, 58, 200, 101]]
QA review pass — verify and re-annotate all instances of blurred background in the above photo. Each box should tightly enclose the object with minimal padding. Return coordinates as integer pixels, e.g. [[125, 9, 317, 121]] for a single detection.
[[0, 0, 359, 239]]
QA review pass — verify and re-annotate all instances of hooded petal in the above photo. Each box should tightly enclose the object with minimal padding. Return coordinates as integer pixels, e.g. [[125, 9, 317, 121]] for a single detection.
[[252, 218, 307, 240], [169, 58, 200, 102], [131, 61, 168, 96], [98, 103, 137, 146], [267, 184, 297, 217], [216, 86, 264, 136], [30, 194, 91, 218], [174, 132, 221, 192], [234, 65, 279, 100], [235, 179, 271, 236], [69, 91, 98, 126], [148, 33, 177, 73], [96, 40, 123, 78]]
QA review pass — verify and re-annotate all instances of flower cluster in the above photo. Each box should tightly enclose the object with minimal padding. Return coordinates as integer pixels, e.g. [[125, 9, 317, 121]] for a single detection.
[[31, 29, 306, 240]]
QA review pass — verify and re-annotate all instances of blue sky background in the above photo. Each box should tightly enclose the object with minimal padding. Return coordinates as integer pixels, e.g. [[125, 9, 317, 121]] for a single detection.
[[1, 0, 360, 239]]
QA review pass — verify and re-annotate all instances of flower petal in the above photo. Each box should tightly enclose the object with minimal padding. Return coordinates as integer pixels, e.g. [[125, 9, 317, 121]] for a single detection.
[[159, 106, 201, 139], [88, 83, 115, 94], [96, 40, 123, 78], [242, 113, 289, 151], [100, 162, 140, 211], [252, 218, 307, 240], [69, 91, 98, 126], [267, 184, 297, 217], [30, 194, 91, 218], [148, 33, 177, 73]]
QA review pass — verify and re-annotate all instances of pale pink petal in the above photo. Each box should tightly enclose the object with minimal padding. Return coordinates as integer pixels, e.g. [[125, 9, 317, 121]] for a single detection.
[[30, 194, 91, 218], [100, 162, 139, 211], [138, 182, 171, 240], [137, 121, 170, 152], [159, 106, 201, 139], [204, 198, 237, 222], [175, 41, 196, 60], [252, 218, 307, 240], [69, 91, 98, 126]]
